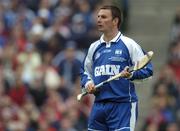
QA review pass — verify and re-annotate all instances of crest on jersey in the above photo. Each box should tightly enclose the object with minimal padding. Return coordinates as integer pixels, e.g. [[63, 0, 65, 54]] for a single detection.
[[115, 49, 122, 55]]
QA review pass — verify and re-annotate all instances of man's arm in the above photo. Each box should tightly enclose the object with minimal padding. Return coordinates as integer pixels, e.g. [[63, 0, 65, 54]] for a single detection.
[[80, 40, 102, 90], [120, 35, 153, 81], [130, 57, 153, 81], [130, 45, 153, 81], [80, 53, 93, 87]]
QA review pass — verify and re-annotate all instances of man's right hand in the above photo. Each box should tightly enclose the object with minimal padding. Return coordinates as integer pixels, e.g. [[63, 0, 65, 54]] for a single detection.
[[85, 82, 96, 94]]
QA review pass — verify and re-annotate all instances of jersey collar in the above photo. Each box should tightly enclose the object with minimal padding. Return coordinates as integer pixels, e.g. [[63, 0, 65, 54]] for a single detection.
[[100, 31, 121, 44]]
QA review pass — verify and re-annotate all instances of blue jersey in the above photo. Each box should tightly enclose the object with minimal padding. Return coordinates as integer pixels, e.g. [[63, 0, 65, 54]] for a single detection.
[[80, 32, 153, 102]]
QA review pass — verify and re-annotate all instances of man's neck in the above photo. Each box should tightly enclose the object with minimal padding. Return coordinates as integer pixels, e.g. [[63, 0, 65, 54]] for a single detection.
[[103, 29, 119, 42]]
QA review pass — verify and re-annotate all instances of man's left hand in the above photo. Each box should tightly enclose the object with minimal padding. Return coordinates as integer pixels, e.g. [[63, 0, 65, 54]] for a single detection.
[[121, 66, 132, 78]]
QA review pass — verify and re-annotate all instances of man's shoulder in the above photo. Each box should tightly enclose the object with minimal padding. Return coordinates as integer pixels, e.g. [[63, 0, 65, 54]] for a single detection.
[[120, 34, 137, 45], [119, 34, 143, 54], [90, 39, 101, 46], [88, 39, 101, 51]]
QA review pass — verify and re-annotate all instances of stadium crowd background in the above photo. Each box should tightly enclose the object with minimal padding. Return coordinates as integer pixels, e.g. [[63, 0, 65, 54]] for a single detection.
[[0, 0, 179, 131], [141, 7, 180, 131]]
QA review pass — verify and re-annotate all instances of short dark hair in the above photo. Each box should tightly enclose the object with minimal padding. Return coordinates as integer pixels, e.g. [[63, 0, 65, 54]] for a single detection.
[[100, 5, 122, 29]]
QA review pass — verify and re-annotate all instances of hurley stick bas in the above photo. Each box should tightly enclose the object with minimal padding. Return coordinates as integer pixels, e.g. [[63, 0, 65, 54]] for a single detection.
[[77, 51, 154, 101]]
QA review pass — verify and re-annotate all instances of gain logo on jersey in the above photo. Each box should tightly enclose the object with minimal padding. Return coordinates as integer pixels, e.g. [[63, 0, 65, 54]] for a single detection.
[[115, 49, 122, 55], [94, 65, 120, 77]]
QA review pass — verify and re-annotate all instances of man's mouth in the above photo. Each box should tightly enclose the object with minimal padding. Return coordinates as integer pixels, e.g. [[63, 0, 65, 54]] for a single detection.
[[97, 24, 103, 28]]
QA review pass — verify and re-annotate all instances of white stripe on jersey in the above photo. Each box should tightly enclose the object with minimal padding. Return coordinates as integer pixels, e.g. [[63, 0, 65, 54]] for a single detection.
[[88, 128, 102, 131], [130, 102, 137, 131]]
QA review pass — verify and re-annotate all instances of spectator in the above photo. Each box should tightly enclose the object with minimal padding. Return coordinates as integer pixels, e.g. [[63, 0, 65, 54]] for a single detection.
[[57, 41, 81, 94], [170, 7, 180, 42], [168, 39, 180, 84]]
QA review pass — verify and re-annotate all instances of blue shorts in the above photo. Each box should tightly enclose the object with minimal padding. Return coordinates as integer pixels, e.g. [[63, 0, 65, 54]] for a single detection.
[[88, 101, 138, 131]]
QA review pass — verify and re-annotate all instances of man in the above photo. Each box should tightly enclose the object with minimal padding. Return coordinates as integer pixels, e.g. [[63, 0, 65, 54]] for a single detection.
[[80, 5, 153, 131]]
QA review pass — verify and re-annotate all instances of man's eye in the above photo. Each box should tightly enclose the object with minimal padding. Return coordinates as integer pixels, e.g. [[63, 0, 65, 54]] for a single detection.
[[98, 15, 106, 18]]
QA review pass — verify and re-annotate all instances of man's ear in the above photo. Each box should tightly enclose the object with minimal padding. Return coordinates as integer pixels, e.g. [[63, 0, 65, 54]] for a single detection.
[[113, 17, 119, 27]]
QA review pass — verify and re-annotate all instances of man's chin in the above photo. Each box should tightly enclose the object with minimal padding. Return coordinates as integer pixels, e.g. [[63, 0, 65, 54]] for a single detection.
[[98, 28, 104, 32]]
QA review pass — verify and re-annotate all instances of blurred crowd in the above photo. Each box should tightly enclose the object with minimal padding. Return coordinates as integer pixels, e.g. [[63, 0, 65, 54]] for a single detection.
[[0, 0, 179, 131], [142, 7, 180, 131], [0, 0, 129, 131]]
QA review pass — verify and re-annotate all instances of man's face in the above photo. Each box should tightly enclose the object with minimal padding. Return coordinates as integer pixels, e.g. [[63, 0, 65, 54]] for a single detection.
[[97, 9, 115, 33]]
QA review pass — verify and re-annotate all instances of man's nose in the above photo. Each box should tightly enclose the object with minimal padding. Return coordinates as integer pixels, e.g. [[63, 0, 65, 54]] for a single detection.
[[97, 18, 101, 23], [97, 16, 101, 21]]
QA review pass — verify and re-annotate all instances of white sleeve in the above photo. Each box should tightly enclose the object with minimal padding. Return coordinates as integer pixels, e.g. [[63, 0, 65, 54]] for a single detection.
[[121, 35, 144, 64], [83, 48, 93, 81], [82, 40, 101, 85], [121, 35, 153, 82]]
